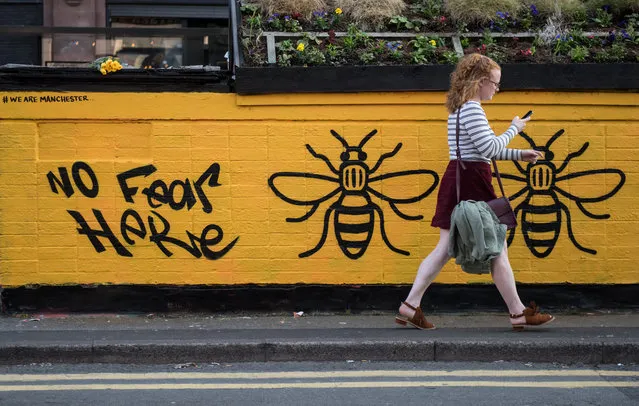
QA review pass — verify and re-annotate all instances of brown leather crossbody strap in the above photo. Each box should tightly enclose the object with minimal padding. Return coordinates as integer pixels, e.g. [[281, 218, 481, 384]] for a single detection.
[[455, 108, 507, 204], [455, 109, 464, 203], [492, 157, 508, 198]]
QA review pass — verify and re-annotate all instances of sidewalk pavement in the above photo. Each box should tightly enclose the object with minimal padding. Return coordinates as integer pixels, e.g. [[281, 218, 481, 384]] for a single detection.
[[0, 310, 637, 365]]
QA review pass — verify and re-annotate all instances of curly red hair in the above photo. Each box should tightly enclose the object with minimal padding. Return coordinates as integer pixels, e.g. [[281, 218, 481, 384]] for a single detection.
[[445, 53, 500, 113]]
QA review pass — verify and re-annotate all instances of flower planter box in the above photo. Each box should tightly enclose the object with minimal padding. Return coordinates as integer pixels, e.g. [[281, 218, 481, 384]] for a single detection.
[[235, 63, 639, 94]]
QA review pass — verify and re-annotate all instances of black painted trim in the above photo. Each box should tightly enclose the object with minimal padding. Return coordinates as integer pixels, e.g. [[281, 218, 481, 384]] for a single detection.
[[0, 67, 232, 92], [2, 284, 637, 313], [236, 63, 639, 95], [2, 64, 637, 93]]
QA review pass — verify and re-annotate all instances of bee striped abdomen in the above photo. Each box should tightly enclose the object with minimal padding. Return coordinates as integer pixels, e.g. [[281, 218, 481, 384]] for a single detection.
[[522, 195, 560, 258], [334, 196, 374, 259]]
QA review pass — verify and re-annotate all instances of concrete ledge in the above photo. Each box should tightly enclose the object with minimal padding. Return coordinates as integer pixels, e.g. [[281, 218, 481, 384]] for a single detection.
[[435, 341, 603, 364], [1, 340, 636, 365], [603, 343, 639, 364], [265, 341, 436, 362], [0, 345, 94, 364]]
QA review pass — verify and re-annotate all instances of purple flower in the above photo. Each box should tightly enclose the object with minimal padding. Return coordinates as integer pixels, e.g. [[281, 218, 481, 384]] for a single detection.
[[273, 13, 280, 17], [386, 41, 402, 51], [284, 15, 291, 21], [496, 11, 506, 19], [621, 30, 630, 40], [602, 5, 610, 12], [530, 4, 539, 16]]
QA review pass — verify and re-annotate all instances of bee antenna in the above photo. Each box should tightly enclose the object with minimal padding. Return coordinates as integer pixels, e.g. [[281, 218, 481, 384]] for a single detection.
[[546, 129, 565, 149], [330, 130, 350, 148], [519, 131, 537, 149], [358, 129, 378, 148]]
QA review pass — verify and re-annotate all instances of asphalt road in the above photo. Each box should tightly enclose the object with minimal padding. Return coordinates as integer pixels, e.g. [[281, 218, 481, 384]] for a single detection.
[[0, 361, 637, 406]]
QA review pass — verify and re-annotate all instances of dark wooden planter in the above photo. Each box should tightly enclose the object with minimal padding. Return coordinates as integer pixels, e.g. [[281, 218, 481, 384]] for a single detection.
[[236, 63, 639, 94]]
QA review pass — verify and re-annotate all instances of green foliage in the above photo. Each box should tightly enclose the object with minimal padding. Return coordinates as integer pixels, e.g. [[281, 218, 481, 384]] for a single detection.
[[409, 35, 438, 63], [343, 24, 371, 52], [485, 44, 508, 62], [276, 38, 326, 66], [359, 52, 376, 64], [591, 8, 613, 27], [310, 11, 329, 30], [276, 39, 294, 66], [569, 45, 589, 61], [584, 0, 639, 19], [409, 0, 444, 20], [389, 15, 421, 31], [325, 43, 344, 64], [440, 50, 460, 64], [246, 10, 263, 30], [482, 30, 495, 45], [552, 33, 577, 55], [301, 46, 327, 65], [241, 0, 639, 67], [267, 15, 303, 32], [240, 4, 260, 15], [608, 42, 628, 61]]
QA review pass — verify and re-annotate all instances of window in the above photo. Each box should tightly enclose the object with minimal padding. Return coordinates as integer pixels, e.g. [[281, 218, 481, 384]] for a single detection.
[[0, 1, 229, 69]]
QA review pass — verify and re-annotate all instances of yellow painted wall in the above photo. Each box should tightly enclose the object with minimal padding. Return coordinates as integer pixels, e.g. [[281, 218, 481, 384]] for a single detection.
[[0, 91, 637, 287]]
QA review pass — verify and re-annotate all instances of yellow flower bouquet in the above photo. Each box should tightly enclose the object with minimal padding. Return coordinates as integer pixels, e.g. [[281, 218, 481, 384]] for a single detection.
[[90, 56, 123, 75]]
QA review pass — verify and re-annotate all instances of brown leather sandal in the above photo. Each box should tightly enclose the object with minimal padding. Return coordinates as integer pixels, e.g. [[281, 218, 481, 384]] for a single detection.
[[395, 301, 435, 330], [510, 301, 555, 331]]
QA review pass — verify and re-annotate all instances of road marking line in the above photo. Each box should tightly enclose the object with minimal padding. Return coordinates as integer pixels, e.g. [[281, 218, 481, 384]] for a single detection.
[[0, 381, 637, 391], [0, 370, 636, 382]]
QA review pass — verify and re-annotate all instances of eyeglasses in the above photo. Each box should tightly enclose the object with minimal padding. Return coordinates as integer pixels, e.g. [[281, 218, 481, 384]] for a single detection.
[[488, 79, 500, 89]]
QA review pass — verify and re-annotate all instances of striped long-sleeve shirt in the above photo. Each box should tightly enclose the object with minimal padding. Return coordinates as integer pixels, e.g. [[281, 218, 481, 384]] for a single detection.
[[448, 101, 522, 163]]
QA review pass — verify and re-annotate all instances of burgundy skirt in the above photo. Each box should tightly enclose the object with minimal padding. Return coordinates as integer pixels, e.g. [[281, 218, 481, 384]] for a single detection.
[[431, 160, 498, 229]]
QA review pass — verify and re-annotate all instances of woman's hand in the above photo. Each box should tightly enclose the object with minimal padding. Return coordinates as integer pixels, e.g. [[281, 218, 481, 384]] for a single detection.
[[522, 149, 544, 163], [511, 115, 531, 132]]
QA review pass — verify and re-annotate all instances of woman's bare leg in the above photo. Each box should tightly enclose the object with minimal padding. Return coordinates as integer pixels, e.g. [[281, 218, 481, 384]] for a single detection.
[[399, 228, 451, 318], [490, 243, 526, 324]]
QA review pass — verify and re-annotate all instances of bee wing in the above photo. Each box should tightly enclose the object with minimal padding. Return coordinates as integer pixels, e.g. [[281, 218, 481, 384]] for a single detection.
[[555, 169, 626, 202], [268, 172, 340, 205], [368, 169, 439, 203]]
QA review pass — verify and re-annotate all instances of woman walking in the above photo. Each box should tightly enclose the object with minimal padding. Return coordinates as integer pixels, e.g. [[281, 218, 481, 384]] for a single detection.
[[395, 53, 554, 331]]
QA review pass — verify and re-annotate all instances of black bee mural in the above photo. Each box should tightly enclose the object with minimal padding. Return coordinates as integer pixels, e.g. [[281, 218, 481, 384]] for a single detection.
[[500, 129, 626, 258], [268, 129, 439, 259]]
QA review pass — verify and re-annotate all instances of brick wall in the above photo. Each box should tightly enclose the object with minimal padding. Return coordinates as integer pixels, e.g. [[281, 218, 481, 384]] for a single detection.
[[0, 91, 636, 287]]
